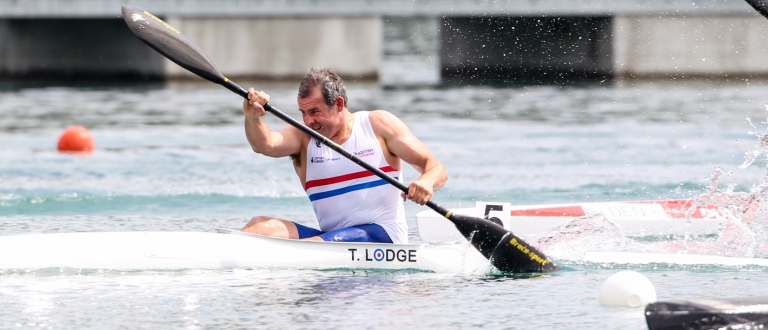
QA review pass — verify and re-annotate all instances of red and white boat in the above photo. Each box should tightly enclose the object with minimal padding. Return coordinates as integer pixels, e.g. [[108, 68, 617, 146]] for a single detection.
[[416, 199, 730, 242]]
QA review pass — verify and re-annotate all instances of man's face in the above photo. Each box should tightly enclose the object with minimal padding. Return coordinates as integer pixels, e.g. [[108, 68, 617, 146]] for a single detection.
[[298, 87, 341, 138]]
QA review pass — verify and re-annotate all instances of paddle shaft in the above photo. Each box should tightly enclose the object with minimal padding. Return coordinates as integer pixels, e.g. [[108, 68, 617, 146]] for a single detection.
[[224, 80, 450, 218]]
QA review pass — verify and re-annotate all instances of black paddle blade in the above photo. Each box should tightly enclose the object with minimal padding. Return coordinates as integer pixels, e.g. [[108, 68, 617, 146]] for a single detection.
[[450, 214, 560, 273], [121, 6, 226, 84], [746, 0, 768, 19]]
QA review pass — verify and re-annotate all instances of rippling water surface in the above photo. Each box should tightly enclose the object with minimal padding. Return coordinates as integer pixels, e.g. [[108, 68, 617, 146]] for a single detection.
[[3, 18, 768, 330], [3, 78, 768, 329]]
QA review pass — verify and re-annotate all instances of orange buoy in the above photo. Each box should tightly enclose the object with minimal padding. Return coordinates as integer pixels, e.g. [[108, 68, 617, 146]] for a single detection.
[[57, 126, 95, 153]]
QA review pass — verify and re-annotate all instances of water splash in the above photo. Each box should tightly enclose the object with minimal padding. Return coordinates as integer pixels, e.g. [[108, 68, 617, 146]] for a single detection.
[[539, 104, 768, 261], [536, 213, 630, 260], [676, 104, 768, 258]]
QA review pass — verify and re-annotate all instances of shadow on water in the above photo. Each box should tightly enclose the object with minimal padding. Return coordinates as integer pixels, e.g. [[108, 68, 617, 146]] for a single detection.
[[383, 74, 614, 90], [439, 70, 614, 89], [482, 271, 563, 280]]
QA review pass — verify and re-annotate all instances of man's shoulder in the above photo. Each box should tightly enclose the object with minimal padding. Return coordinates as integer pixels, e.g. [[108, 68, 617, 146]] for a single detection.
[[367, 109, 393, 116], [364, 109, 410, 142], [366, 109, 399, 125]]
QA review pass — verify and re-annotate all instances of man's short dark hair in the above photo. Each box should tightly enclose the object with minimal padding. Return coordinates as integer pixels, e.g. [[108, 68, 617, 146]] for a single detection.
[[298, 68, 348, 109]]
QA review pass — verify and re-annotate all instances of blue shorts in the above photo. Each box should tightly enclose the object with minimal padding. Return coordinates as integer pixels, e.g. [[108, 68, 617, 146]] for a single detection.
[[294, 222, 393, 243]]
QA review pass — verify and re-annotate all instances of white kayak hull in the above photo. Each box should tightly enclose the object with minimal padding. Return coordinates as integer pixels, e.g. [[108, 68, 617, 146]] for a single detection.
[[3, 229, 763, 272], [417, 199, 729, 242], [0, 229, 488, 272]]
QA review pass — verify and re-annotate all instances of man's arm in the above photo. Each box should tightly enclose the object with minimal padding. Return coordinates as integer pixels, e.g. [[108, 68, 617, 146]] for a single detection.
[[243, 88, 303, 158], [369, 110, 448, 205]]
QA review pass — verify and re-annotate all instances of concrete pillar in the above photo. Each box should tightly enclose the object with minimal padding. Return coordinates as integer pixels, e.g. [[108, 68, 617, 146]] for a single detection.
[[0, 19, 164, 80], [164, 16, 382, 80], [441, 16, 613, 84], [613, 15, 768, 78]]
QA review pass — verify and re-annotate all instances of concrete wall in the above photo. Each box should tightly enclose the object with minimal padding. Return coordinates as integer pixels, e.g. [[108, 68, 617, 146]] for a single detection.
[[0, 18, 164, 79], [3, 13, 768, 83], [0, 0, 756, 18], [163, 17, 381, 80], [613, 15, 768, 78], [0, 16, 381, 81]]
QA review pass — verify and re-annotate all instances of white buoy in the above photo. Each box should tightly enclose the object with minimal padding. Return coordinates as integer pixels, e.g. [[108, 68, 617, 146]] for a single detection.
[[599, 270, 657, 307]]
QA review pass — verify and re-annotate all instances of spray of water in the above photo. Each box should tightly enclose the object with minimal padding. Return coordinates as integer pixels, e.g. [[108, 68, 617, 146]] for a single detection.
[[677, 105, 768, 258], [540, 104, 768, 260], [536, 213, 630, 259]]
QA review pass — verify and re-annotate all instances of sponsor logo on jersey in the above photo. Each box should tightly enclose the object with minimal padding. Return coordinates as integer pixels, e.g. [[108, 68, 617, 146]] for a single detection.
[[354, 148, 374, 157]]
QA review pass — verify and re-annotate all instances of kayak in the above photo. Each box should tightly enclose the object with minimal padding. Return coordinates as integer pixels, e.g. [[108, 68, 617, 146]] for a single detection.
[[645, 296, 768, 330], [0, 229, 488, 272], [417, 199, 729, 242], [3, 229, 765, 272]]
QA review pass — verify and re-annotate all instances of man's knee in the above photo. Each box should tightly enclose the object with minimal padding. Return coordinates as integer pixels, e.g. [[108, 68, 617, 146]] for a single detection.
[[242, 215, 273, 232], [245, 215, 270, 225], [241, 216, 297, 239]]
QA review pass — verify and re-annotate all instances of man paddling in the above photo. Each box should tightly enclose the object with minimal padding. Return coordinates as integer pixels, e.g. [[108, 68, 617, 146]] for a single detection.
[[240, 68, 447, 244]]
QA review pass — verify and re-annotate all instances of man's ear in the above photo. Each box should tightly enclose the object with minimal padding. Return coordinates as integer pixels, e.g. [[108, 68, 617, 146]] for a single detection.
[[335, 96, 345, 112]]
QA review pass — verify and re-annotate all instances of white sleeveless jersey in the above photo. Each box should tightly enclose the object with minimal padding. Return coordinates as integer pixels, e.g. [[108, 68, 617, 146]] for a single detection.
[[305, 111, 408, 244]]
